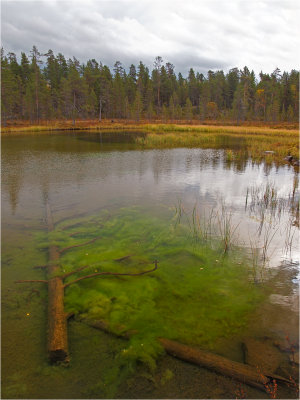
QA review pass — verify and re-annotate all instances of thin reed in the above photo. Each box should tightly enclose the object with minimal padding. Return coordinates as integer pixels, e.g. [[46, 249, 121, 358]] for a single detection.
[[174, 201, 240, 254]]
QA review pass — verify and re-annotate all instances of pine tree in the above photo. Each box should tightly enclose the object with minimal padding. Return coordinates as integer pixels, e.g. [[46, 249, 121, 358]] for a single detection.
[[133, 90, 143, 122], [61, 63, 88, 125], [162, 104, 168, 122], [287, 105, 294, 122], [146, 102, 154, 121], [1, 52, 19, 125], [30, 45, 44, 121], [152, 56, 163, 111], [169, 95, 176, 121], [1, 47, 298, 125], [184, 98, 193, 121]]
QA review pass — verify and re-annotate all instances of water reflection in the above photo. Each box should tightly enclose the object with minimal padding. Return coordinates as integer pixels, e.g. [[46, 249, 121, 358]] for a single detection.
[[2, 133, 298, 269], [2, 133, 298, 222], [2, 131, 299, 399]]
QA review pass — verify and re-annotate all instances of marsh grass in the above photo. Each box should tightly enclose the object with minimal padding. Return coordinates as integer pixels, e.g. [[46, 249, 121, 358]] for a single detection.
[[245, 180, 299, 281], [175, 201, 240, 254], [248, 236, 263, 283], [3, 122, 298, 164], [225, 149, 234, 162], [216, 203, 240, 254], [134, 124, 299, 162], [245, 181, 299, 229], [176, 181, 298, 284], [283, 216, 298, 258], [174, 200, 216, 245], [261, 221, 279, 264]]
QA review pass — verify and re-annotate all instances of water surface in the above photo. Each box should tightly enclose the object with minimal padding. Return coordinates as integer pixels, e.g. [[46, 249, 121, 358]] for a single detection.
[[2, 131, 299, 399]]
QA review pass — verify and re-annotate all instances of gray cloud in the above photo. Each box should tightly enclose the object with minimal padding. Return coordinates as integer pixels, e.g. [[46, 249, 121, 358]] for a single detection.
[[1, 0, 299, 76]]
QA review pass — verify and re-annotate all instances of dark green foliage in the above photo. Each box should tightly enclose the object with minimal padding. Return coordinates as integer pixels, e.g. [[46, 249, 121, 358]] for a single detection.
[[1, 47, 298, 123]]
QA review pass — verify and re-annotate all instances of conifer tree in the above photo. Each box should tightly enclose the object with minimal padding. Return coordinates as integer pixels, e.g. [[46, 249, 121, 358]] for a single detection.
[[1, 51, 19, 125], [0, 47, 298, 124]]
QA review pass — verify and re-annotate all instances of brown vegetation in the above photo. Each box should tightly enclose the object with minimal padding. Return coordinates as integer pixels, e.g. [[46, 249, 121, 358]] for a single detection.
[[1, 118, 299, 133]]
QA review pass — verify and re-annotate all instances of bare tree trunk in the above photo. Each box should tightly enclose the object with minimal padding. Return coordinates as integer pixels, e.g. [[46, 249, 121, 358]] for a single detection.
[[2, 111, 7, 127], [35, 67, 39, 123], [72, 92, 76, 126], [99, 98, 102, 121]]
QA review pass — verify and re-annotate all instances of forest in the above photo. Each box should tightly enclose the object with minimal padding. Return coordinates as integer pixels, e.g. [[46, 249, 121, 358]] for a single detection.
[[1, 46, 299, 125]]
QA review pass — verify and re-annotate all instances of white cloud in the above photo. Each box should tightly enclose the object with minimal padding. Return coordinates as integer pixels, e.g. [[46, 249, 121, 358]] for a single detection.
[[1, 0, 299, 75]]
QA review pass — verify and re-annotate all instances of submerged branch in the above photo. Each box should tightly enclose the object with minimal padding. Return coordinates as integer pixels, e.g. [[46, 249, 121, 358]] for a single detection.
[[15, 279, 48, 284], [64, 260, 159, 288], [68, 231, 81, 237], [114, 254, 133, 262], [59, 236, 101, 254], [33, 264, 52, 270], [61, 265, 90, 279]]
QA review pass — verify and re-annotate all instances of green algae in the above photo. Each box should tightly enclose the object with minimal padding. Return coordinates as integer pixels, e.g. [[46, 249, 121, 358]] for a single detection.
[[35, 206, 265, 378]]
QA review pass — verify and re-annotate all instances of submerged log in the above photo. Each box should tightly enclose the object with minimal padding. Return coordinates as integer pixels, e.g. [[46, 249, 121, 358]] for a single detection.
[[17, 201, 158, 364], [83, 318, 292, 391], [159, 338, 268, 390], [46, 202, 69, 364], [47, 276, 68, 362]]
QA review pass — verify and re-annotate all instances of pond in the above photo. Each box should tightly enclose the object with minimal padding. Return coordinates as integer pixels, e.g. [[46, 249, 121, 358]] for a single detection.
[[2, 131, 299, 399]]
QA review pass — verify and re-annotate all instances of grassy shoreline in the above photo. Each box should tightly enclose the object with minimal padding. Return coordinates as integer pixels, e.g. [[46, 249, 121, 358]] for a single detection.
[[2, 120, 299, 164], [1, 119, 299, 133]]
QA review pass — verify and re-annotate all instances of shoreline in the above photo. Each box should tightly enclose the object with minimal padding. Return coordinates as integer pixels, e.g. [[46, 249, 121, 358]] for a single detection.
[[1, 119, 299, 135], [2, 120, 299, 165]]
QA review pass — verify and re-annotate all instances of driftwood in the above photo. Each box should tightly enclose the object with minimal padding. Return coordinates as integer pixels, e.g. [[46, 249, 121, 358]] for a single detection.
[[82, 318, 292, 391], [15, 201, 158, 364]]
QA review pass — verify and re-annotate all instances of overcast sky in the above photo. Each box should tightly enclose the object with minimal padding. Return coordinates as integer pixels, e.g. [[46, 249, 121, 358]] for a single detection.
[[1, 0, 299, 76]]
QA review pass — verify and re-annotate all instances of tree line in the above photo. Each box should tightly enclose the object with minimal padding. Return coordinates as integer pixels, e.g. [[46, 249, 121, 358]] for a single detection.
[[1, 46, 299, 125]]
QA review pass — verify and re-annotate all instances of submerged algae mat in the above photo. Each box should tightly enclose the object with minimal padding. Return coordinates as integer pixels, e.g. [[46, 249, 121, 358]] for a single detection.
[[38, 207, 264, 368]]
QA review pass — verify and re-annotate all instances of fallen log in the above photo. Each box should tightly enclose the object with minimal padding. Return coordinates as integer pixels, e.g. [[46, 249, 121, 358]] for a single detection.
[[158, 338, 292, 390], [46, 202, 69, 364], [16, 201, 158, 364], [82, 318, 292, 391]]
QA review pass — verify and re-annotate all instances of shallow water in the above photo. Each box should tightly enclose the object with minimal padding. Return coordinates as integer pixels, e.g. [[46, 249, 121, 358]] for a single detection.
[[2, 131, 299, 399]]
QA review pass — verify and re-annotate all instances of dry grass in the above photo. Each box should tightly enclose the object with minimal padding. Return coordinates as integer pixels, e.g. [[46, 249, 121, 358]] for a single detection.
[[135, 128, 299, 162], [2, 119, 299, 164], [1, 118, 299, 135]]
